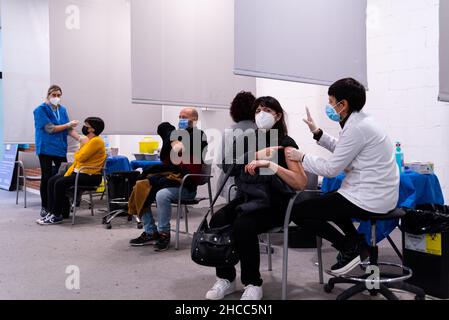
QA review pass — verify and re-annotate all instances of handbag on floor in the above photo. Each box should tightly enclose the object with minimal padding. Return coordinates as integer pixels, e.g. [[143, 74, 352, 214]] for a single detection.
[[191, 163, 239, 267], [191, 212, 238, 268]]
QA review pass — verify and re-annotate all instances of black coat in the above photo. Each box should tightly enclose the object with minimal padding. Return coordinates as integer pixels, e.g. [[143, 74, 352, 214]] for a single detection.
[[234, 171, 295, 216]]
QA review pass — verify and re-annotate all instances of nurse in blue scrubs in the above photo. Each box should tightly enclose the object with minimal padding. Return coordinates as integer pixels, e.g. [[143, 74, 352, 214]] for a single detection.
[[33, 85, 86, 218]]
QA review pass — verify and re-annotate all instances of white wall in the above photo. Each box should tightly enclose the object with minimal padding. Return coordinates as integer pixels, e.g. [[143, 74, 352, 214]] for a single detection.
[[106, 135, 158, 160], [257, 0, 449, 203]]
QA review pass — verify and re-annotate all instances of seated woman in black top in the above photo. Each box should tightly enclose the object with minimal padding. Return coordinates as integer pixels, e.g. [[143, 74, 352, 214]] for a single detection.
[[204, 96, 307, 300]]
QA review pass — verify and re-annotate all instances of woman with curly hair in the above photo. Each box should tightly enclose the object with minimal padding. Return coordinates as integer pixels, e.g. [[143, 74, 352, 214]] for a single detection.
[[216, 91, 258, 200]]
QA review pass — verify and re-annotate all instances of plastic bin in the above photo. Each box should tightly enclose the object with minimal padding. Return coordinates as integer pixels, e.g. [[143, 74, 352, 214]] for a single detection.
[[402, 205, 449, 299], [107, 171, 140, 212], [139, 137, 159, 154]]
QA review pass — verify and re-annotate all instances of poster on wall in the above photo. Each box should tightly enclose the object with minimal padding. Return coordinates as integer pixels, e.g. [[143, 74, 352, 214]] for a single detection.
[[0, 144, 18, 191]]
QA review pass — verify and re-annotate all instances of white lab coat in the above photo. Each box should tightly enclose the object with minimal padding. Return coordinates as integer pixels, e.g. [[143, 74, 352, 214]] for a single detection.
[[303, 111, 399, 214]]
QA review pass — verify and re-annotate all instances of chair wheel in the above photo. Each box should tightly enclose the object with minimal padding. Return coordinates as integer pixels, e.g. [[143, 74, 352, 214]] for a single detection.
[[324, 284, 334, 293], [415, 294, 425, 300], [102, 218, 107, 224], [105, 223, 112, 230], [137, 222, 143, 229], [127, 215, 132, 222]]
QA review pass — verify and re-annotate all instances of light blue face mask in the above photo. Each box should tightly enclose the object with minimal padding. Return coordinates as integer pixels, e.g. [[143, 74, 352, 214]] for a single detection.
[[178, 118, 189, 130], [325, 102, 343, 122]]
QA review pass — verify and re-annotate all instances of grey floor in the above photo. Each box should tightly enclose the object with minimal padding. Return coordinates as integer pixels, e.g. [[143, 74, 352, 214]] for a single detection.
[[0, 189, 420, 300]]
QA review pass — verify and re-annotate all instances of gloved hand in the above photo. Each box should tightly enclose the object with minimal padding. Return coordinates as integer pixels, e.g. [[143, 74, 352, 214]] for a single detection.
[[303, 107, 319, 134], [66, 120, 79, 128], [286, 148, 305, 162]]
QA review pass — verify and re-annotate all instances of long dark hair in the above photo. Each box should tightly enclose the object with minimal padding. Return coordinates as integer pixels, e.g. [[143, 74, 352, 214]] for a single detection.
[[253, 96, 288, 137]]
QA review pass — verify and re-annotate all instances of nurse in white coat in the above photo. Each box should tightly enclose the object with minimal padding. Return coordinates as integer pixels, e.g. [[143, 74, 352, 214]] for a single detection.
[[287, 78, 399, 275]]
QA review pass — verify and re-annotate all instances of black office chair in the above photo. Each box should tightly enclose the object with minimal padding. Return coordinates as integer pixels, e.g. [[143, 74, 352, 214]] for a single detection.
[[102, 170, 143, 229], [323, 208, 426, 300]]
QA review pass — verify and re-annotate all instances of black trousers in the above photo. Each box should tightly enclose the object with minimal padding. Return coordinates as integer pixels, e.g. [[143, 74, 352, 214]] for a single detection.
[[210, 197, 283, 287], [47, 173, 102, 218], [38, 154, 67, 209], [290, 192, 379, 251]]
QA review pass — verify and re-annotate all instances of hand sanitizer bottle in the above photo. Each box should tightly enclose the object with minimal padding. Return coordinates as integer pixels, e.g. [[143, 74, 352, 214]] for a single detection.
[[395, 141, 404, 174]]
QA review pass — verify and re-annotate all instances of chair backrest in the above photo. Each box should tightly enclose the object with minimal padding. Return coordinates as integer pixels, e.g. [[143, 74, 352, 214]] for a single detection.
[[189, 163, 212, 186], [202, 163, 212, 175], [304, 171, 318, 190], [18, 151, 41, 169]]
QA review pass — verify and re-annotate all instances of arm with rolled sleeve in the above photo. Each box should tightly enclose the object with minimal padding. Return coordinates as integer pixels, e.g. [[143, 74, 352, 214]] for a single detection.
[[34, 107, 74, 134], [303, 126, 365, 178], [45, 123, 74, 134]]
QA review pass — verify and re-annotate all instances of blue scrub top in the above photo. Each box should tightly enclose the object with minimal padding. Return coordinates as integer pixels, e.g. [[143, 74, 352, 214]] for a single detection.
[[33, 102, 70, 158]]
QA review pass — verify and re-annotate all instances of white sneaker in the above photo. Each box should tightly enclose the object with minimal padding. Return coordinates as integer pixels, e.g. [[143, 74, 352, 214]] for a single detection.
[[37, 214, 63, 225], [36, 213, 52, 224], [240, 285, 263, 300], [205, 278, 236, 300]]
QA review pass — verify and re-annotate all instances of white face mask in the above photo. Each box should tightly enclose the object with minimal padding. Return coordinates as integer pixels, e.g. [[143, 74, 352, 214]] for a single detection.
[[255, 111, 276, 130], [49, 97, 60, 106]]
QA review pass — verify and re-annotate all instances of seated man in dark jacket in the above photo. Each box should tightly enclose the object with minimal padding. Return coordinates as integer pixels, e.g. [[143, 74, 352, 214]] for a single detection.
[[130, 107, 208, 251]]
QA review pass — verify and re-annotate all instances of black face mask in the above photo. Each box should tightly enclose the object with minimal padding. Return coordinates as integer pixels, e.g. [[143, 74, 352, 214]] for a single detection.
[[82, 126, 90, 136]]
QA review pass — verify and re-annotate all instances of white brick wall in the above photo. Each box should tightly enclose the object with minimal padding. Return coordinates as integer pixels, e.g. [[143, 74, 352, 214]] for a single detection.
[[257, 0, 449, 203]]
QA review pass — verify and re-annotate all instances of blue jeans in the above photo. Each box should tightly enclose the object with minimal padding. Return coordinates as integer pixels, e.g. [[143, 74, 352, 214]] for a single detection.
[[142, 187, 197, 234]]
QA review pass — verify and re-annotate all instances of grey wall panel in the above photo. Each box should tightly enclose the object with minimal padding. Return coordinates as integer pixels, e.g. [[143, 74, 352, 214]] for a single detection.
[[440, 0, 449, 102], [235, 0, 368, 87], [49, 0, 162, 135], [1, 0, 50, 143], [131, 0, 256, 109]]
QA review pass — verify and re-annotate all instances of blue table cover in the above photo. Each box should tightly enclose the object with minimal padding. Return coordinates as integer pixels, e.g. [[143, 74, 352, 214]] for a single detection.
[[130, 160, 162, 170], [105, 156, 132, 174], [321, 169, 445, 244]]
